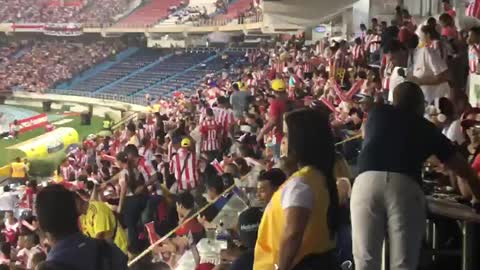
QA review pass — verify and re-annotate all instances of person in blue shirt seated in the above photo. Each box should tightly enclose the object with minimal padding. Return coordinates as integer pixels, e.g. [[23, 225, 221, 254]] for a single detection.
[[36, 185, 128, 270]]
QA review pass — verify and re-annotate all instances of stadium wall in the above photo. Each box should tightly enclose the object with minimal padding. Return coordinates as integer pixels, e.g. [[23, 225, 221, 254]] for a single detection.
[[9, 92, 147, 120]]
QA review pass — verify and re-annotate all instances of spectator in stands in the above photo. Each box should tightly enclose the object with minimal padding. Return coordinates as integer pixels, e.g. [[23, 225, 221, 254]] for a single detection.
[[36, 185, 128, 269], [175, 192, 205, 244], [16, 233, 43, 269], [116, 151, 148, 255], [200, 108, 222, 162], [254, 108, 339, 270], [256, 168, 287, 207], [234, 157, 262, 189], [439, 13, 458, 40], [230, 82, 251, 119], [126, 123, 140, 148], [170, 138, 199, 192], [221, 207, 263, 270], [75, 190, 128, 254], [410, 25, 450, 103], [257, 79, 289, 161], [0, 242, 11, 265], [351, 82, 480, 270], [10, 157, 27, 186]]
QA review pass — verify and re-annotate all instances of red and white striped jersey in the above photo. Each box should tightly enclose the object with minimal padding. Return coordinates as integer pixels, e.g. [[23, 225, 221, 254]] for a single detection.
[[382, 55, 393, 91], [60, 165, 75, 181], [212, 107, 235, 135], [366, 35, 381, 53], [466, 0, 480, 18], [303, 62, 314, 73], [469, 44, 480, 74], [138, 156, 155, 181], [200, 119, 222, 152], [169, 148, 199, 191], [75, 151, 87, 168], [334, 50, 349, 69], [352, 44, 365, 61], [137, 128, 147, 141], [145, 122, 156, 139], [360, 31, 367, 43], [110, 139, 121, 156]]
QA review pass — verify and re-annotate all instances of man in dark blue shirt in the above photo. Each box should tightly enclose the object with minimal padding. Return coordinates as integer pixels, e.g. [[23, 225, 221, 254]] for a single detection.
[[351, 82, 480, 270], [37, 185, 128, 270]]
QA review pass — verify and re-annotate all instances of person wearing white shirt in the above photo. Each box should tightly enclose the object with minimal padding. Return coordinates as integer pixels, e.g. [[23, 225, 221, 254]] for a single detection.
[[234, 157, 262, 189], [410, 25, 450, 103]]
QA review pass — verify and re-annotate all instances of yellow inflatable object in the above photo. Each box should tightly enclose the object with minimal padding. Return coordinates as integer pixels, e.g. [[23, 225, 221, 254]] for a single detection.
[[0, 165, 10, 177], [7, 127, 79, 160], [271, 79, 286, 92]]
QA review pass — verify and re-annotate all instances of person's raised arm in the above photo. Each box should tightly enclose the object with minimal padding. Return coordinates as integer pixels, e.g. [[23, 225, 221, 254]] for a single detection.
[[277, 207, 310, 270], [117, 173, 127, 214], [412, 70, 449, 86]]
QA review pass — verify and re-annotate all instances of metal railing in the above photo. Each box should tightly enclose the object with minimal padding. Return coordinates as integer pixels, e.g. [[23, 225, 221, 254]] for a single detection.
[[45, 89, 148, 105], [82, 11, 262, 29]]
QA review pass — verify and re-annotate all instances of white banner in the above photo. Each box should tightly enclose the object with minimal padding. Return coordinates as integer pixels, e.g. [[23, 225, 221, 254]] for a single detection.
[[43, 23, 83, 36]]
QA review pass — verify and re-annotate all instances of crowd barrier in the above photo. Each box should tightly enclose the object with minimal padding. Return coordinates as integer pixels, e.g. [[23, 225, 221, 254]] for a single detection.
[[83, 12, 263, 29], [46, 89, 147, 105]]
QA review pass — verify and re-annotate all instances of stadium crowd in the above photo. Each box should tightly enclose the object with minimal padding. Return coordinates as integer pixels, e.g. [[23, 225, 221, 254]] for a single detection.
[[0, 40, 124, 93], [0, 0, 128, 24], [4, 2, 480, 270]]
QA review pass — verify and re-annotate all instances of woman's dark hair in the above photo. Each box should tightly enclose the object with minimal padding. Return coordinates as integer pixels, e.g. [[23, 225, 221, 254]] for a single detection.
[[421, 25, 441, 40], [116, 152, 128, 164], [439, 97, 455, 120], [36, 185, 79, 239], [285, 108, 339, 238]]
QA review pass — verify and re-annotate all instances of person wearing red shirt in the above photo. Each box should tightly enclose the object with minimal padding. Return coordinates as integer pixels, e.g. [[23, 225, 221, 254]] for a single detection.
[[19, 180, 38, 215], [258, 79, 290, 161], [442, 0, 456, 17], [124, 144, 156, 184], [352, 37, 366, 72]]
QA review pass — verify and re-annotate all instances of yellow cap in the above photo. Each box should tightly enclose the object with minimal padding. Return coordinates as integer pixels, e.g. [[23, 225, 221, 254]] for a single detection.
[[271, 79, 286, 92], [181, 138, 191, 148]]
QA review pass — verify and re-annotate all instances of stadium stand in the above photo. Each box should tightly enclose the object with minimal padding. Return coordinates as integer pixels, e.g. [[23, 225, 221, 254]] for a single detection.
[[213, 0, 256, 22], [66, 48, 167, 93], [0, 40, 124, 93], [116, 0, 184, 27], [99, 51, 215, 96], [0, 0, 128, 23], [138, 50, 245, 97]]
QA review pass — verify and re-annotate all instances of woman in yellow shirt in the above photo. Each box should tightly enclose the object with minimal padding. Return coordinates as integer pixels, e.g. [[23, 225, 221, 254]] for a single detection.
[[75, 192, 128, 254], [254, 108, 339, 270]]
